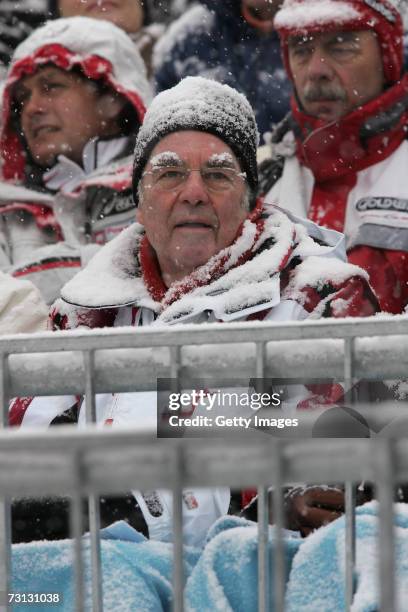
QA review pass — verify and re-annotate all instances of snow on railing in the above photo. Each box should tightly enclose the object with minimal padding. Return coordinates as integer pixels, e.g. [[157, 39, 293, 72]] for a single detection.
[[0, 314, 407, 612]]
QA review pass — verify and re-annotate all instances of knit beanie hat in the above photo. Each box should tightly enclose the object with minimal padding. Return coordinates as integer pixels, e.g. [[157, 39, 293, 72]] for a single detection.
[[274, 0, 404, 84], [132, 76, 260, 205]]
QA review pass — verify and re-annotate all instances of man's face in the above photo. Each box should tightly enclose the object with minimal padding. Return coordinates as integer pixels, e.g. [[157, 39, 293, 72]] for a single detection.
[[137, 131, 248, 287], [288, 30, 385, 122], [58, 0, 143, 34], [14, 66, 115, 168]]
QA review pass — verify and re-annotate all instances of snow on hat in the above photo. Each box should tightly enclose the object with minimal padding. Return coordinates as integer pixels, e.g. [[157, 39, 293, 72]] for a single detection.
[[132, 76, 260, 204], [274, 0, 404, 84], [1, 16, 152, 181]]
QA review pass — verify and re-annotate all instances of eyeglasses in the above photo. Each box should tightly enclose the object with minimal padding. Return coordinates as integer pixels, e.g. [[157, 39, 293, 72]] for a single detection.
[[141, 165, 247, 192]]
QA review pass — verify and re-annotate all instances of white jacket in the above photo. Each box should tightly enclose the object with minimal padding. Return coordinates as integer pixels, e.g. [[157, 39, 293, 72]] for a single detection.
[[0, 271, 48, 334], [0, 17, 152, 304]]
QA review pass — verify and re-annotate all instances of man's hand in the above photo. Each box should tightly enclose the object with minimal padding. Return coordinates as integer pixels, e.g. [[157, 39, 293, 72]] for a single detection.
[[284, 486, 345, 537]]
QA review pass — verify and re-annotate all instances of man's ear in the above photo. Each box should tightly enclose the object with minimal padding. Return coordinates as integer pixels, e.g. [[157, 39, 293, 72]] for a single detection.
[[95, 92, 127, 122]]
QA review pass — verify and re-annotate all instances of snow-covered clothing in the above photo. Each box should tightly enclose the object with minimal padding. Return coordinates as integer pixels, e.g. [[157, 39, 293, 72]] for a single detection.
[[9, 201, 378, 546], [0, 140, 139, 305], [10, 201, 378, 426], [0, 270, 48, 333], [50, 201, 378, 327], [260, 2, 408, 314], [0, 17, 152, 304], [153, 0, 292, 142]]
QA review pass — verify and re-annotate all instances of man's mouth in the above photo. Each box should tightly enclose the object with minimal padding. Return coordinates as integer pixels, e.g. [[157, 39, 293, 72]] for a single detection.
[[174, 221, 213, 229]]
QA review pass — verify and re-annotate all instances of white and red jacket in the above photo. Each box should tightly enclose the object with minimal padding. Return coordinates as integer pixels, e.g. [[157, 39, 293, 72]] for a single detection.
[[9, 202, 379, 545], [0, 17, 152, 304], [261, 74, 408, 314], [12, 200, 379, 428]]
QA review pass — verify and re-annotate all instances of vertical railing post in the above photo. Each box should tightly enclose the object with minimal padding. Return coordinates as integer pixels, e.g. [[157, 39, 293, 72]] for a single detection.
[[345, 482, 356, 611], [172, 444, 184, 612], [375, 438, 395, 612], [272, 440, 285, 612], [84, 350, 103, 612], [0, 353, 11, 612], [71, 453, 85, 612], [344, 337, 355, 404], [343, 336, 357, 609], [258, 486, 270, 612], [256, 342, 266, 378]]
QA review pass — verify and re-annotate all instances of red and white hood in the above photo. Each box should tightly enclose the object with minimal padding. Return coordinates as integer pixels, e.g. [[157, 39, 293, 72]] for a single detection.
[[274, 0, 403, 84], [1, 16, 152, 181]]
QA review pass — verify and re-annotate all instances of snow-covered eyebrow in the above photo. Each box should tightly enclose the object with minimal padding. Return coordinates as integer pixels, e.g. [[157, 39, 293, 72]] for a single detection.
[[205, 153, 236, 168], [149, 152, 184, 167]]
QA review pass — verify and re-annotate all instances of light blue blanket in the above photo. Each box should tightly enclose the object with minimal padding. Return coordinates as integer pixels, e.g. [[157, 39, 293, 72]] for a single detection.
[[11, 502, 408, 611], [186, 501, 408, 612], [12, 521, 199, 612]]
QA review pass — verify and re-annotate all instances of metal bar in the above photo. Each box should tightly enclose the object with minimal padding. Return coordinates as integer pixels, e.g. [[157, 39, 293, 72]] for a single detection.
[[344, 337, 355, 403], [257, 486, 270, 612], [256, 342, 266, 379], [375, 439, 395, 612], [0, 500, 10, 612], [70, 454, 85, 612], [0, 434, 398, 495], [2, 315, 408, 355], [170, 345, 181, 399], [8, 340, 408, 398], [0, 354, 9, 429], [88, 495, 102, 612], [0, 353, 11, 612], [83, 351, 103, 612], [272, 441, 285, 612], [345, 482, 356, 611], [255, 342, 267, 395], [172, 445, 184, 612], [84, 351, 96, 423]]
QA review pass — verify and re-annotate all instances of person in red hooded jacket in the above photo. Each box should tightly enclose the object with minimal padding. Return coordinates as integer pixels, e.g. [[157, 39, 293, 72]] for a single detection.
[[0, 16, 151, 304], [259, 0, 408, 314]]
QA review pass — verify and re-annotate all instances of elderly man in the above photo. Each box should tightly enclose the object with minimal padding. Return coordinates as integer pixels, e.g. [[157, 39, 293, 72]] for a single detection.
[[0, 16, 151, 304], [10, 76, 379, 546], [260, 0, 408, 313]]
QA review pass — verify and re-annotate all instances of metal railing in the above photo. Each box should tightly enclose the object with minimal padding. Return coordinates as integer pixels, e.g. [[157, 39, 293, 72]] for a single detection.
[[0, 314, 407, 612]]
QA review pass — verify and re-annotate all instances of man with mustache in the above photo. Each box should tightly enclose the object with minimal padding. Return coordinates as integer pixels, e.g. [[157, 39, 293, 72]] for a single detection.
[[0, 16, 151, 304], [260, 0, 408, 314]]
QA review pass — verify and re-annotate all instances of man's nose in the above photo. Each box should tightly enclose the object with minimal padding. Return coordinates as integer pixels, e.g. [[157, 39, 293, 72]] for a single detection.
[[178, 170, 210, 204], [306, 48, 334, 81]]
